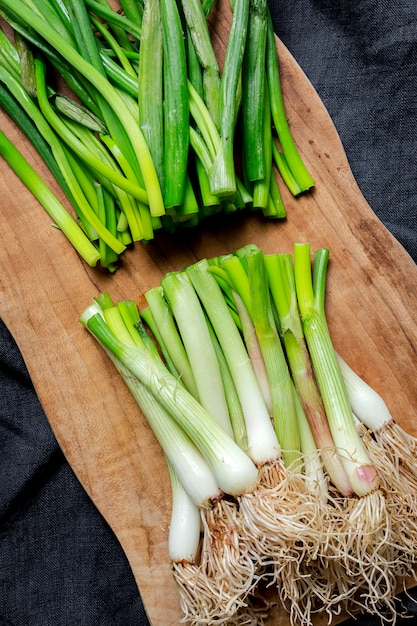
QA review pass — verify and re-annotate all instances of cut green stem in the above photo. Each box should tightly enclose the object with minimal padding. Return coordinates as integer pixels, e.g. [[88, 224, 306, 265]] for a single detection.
[[266, 11, 314, 193], [161, 0, 190, 209], [209, 0, 250, 197], [2, 0, 165, 216], [241, 0, 268, 182], [0, 129, 100, 267]]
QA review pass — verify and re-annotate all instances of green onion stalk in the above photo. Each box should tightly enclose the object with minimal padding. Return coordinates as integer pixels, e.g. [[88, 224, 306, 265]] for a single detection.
[[68, 0, 139, 179], [0, 78, 68, 192], [265, 252, 352, 497], [186, 259, 281, 471], [160, 266, 346, 623], [293, 244, 379, 497], [214, 249, 300, 468], [205, 316, 249, 450], [265, 11, 314, 194], [208, 0, 250, 198], [138, 0, 164, 191], [209, 249, 349, 619], [293, 243, 405, 618], [180, 0, 221, 129], [80, 297, 265, 623], [142, 277, 270, 621], [231, 286, 273, 415], [184, 258, 328, 598], [167, 459, 201, 566], [142, 286, 199, 397], [241, 0, 268, 185], [260, 251, 367, 623], [0, 129, 100, 267], [160, 0, 190, 210], [236, 247, 303, 470], [160, 270, 235, 439]]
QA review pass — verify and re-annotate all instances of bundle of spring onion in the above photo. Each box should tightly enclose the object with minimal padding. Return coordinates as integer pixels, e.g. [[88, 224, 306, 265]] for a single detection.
[[80, 242, 417, 626], [0, 0, 314, 271]]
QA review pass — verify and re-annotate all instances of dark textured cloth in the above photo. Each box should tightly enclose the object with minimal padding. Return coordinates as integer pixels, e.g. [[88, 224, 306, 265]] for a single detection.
[[1, 1, 416, 625], [0, 318, 149, 626], [269, 0, 417, 264]]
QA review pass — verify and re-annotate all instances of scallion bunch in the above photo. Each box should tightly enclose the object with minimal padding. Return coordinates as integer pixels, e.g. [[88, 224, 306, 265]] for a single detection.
[[80, 242, 417, 625], [0, 0, 313, 270]]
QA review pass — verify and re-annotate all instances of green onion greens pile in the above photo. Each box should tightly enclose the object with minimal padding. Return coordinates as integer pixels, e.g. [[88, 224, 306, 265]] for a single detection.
[[80, 242, 417, 626], [0, 0, 314, 271]]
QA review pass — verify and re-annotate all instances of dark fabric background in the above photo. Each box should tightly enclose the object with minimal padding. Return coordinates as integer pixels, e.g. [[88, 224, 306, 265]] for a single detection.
[[1, 1, 416, 625]]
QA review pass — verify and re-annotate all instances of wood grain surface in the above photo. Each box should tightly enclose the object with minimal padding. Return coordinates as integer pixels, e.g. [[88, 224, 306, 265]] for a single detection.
[[0, 1, 416, 624]]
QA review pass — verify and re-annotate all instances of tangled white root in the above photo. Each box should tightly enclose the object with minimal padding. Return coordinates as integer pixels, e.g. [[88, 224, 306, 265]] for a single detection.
[[361, 429, 417, 580], [172, 497, 263, 625], [249, 452, 413, 626], [284, 431, 417, 625], [374, 421, 417, 485], [238, 459, 334, 626], [172, 442, 417, 626], [238, 460, 323, 567], [172, 560, 271, 625]]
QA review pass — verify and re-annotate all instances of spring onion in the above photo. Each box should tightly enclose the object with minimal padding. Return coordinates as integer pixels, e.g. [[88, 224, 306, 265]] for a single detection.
[[340, 353, 417, 482], [180, 0, 221, 129], [161, 270, 234, 438], [242, 247, 302, 469], [186, 258, 280, 468], [265, 12, 314, 193], [293, 243, 379, 498], [167, 460, 201, 564], [241, 0, 268, 183], [265, 252, 352, 496], [143, 287, 198, 397], [106, 350, 222, 508], [208, 0, 250, 197], [338, 354, 417, 581], [137, 0, 164, 189]]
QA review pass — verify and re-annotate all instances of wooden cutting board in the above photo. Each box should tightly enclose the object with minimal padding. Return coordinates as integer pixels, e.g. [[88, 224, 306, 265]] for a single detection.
[[1, 1, 416, 624]]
